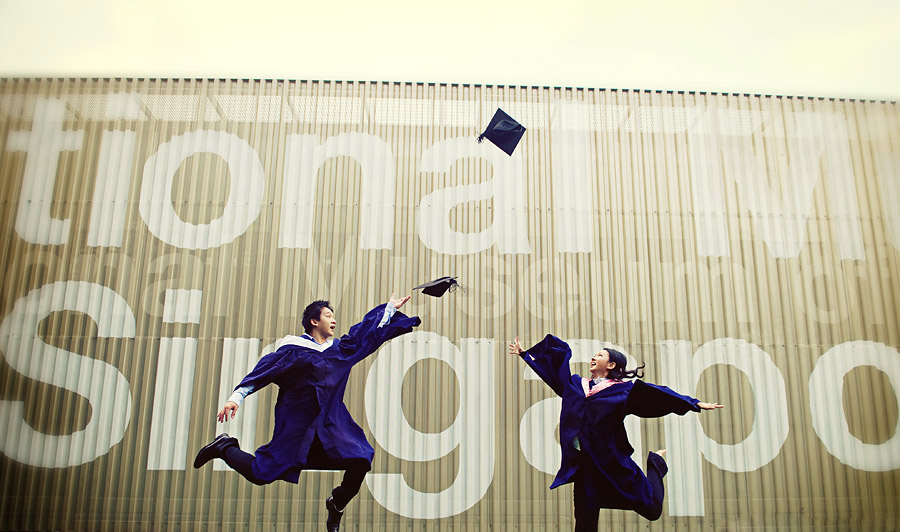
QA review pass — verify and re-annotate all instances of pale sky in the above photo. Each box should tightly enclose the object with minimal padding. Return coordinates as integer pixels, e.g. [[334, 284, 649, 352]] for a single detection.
[[0, 0, 897, 101]]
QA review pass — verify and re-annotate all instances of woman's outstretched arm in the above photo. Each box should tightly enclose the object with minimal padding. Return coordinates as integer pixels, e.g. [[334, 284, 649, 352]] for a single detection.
[[509, 335, 572, 397]]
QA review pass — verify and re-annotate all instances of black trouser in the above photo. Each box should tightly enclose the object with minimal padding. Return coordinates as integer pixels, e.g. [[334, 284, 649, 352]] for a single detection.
[[573, 452, 668, 531], [222, 435, 372, 509]]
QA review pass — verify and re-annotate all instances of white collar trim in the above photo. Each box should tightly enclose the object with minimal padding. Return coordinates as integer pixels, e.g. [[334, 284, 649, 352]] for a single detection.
[[278, 334, 333, 352]]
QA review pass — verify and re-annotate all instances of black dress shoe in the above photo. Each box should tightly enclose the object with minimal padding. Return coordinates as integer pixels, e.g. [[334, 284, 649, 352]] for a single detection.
[[325, 496, 343, 532], [193, 433, 237, 469]]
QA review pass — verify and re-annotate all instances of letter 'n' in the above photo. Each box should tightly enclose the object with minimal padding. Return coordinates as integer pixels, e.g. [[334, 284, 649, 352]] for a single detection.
[[280, 133, 396, 249]]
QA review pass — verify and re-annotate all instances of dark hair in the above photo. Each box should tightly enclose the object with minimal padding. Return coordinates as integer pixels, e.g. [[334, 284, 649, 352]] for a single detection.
[[606, 348, 645, 380], [302, 300, 333, 333]]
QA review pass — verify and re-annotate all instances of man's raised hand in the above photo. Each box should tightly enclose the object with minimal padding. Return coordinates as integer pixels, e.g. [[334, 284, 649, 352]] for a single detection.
[[390, 293, 411, 310]]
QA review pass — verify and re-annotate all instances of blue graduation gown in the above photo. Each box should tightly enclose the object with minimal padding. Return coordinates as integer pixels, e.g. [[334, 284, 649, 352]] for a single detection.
[[521, 334, 700, 514], [234, 304, 421, 484]]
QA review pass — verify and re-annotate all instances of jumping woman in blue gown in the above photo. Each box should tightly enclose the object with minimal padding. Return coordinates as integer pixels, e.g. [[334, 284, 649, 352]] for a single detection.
[[509, 335, 724, 531]]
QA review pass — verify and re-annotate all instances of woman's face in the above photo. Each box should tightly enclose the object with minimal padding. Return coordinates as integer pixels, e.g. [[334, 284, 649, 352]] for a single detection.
[[589, 349, 616, 378]]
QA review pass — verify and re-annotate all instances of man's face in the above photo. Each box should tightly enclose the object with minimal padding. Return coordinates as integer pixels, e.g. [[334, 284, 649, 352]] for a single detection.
[[311, 307, 336, 338]]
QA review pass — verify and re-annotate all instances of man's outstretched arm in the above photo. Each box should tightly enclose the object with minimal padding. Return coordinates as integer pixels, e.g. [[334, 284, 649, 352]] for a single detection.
[[341, 292, 420, 363]]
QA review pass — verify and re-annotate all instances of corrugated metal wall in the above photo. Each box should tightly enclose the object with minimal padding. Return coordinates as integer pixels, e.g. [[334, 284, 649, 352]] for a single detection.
[[0, 78, 898, 532]]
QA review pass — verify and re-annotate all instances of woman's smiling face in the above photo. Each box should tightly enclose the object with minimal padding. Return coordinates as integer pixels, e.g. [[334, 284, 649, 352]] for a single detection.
[[589, 349, 616, 378]]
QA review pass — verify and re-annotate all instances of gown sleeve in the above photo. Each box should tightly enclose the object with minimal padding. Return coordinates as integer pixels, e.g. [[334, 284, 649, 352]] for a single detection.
[[623, 379, 701, 418], [232, 345, 301, 394], [227, 385, 253, 406], [338, 303, 421, 364], [520, 334, 573, 397]]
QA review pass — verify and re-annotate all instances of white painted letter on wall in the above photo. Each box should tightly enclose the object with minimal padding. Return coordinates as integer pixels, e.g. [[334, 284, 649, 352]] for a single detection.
[[6, 99, 84, 245], [660, 339, 789, 516], [809, 341, 900, 472], [140, 131, 265, 249], [416, 138, 531, 255], [365, 332, 495, 518], [0, 282, 135, 467]]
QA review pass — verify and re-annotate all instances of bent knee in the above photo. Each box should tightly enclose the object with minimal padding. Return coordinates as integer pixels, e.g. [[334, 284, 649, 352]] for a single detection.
[[354, 459, 372, 474], [641, 507, 662, 521]]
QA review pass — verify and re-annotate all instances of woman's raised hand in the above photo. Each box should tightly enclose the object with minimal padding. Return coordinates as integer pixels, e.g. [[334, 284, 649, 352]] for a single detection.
[[508, 337, 524, 356]]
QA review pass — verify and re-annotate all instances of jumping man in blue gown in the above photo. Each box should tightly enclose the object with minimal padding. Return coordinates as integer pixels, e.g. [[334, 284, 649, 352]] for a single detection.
[[509, 335, 724, 531], [194, 294, 419, 532]]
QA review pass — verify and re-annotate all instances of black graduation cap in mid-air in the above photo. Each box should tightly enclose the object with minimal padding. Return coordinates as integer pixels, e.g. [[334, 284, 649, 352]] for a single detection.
[[477, 108, 526, 156], [413, 276, 462, 298]]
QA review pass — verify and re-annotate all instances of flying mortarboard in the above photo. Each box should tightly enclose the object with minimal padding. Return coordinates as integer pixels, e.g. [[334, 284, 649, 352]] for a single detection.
[[413, 276, 462, 298], [477, 108, 526, 156]]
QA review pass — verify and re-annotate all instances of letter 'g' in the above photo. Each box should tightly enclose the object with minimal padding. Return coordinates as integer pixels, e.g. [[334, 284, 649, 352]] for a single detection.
[[365, 332, 495, 518]]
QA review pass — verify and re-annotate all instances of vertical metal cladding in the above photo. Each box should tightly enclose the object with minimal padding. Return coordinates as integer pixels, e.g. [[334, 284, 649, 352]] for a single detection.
[[0, 78, 898, 531]]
